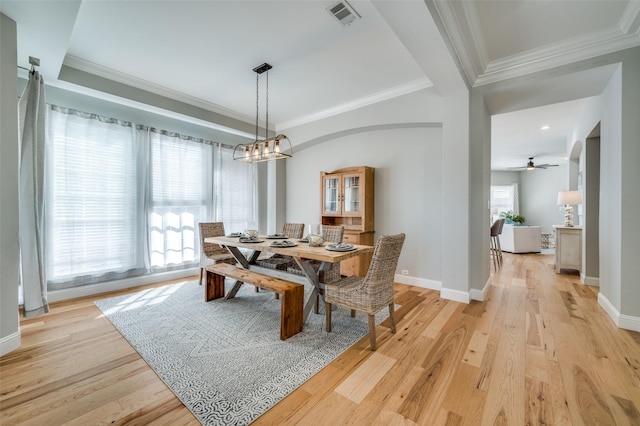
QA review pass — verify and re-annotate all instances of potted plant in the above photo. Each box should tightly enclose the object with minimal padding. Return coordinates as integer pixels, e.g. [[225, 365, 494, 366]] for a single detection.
[[500, 210, 525, 225]]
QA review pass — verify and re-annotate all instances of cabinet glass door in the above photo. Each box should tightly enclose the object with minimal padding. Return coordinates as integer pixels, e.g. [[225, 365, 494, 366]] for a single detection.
[[324, 177, 340, 213], [343, 175, 360, 213]]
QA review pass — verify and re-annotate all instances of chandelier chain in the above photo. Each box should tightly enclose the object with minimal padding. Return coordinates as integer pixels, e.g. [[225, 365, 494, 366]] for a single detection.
[[266, 71, 269, 140], [255, 73, 259, 142]]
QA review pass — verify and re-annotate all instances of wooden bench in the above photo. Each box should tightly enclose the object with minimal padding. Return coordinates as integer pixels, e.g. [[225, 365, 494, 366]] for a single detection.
[[205, 263, 304, 340]]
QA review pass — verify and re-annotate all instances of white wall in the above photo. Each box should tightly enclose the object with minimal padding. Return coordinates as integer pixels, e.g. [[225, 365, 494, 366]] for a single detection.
[[570, 68, 622, 312], [567, 47, 640, 330], [283, 87, 472, 297], [468, 89, 491, 298], [618, 50, 640, 320], [23, 81, 251, 147], [520, 164, 567, 234], [287, 126, 443, 283], [491, 171, 521, 186], [0, 13, 21, 356]]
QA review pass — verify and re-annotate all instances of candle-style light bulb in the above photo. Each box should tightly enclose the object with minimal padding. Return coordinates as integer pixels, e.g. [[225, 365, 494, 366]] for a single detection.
[[263, 140, 270, 157], [274, 140, 281, 154]]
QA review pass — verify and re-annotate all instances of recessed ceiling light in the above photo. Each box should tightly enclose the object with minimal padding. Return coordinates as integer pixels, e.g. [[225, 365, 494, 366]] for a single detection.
[[541, 125, 550, 130]]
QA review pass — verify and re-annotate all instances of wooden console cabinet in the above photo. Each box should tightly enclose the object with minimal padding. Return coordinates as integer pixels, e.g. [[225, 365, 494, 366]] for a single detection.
[[553, 226, 582, 274], [321, 166, 374, 276]]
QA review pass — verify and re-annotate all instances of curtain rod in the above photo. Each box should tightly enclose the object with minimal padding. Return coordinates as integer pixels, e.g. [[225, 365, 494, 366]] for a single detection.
[[18, 56, 40, 74]]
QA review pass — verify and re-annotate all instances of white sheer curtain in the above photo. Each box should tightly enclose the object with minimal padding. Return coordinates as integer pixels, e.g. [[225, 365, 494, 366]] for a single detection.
[[18, 71, 48, 317], [512, 183, 520, 215], [214, 145, 257, 233], [45, 104, 256, 288], [149, 129, 214, 270], [46, 106, 148, 289]]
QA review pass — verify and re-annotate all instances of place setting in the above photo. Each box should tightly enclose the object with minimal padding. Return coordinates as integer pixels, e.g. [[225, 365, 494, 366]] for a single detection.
[[269, 240, 296, 248], [239, 227, 262, 243], [325, 243, 356, 252], [266, 233, 288, 239]]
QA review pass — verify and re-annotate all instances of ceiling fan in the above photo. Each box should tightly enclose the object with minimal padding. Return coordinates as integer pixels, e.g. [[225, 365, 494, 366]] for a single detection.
[[508, 157, 559, 171]]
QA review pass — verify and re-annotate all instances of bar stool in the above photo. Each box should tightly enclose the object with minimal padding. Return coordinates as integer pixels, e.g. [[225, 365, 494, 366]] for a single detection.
[[490, 218, 505, 270]]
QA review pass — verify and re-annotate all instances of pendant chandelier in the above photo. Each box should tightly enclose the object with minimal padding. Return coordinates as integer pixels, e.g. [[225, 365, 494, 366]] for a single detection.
[[234, 63, 293, 163]]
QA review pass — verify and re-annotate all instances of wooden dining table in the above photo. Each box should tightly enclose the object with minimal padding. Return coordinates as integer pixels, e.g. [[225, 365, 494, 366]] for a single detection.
[[204, 235, 374, 322]]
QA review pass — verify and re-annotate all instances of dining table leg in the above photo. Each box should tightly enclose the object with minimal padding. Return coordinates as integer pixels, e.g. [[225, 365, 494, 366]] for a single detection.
[[292, 257, 325, 323], [223, 246, 260, 300]]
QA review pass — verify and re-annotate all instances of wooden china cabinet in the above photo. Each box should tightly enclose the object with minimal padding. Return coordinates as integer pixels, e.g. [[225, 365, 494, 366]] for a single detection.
[[320, 166, 374, 276]]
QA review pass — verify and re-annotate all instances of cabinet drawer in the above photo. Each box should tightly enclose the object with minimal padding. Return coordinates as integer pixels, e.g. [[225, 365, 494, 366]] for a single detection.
[[343, 233, 359, 244]]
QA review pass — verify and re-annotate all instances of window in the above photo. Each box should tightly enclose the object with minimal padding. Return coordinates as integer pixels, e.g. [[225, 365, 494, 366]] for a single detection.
[[490, 184, 518, 223], [215, 147, 256, 234], [47, 106, 146, 289], [46, 105, 255, 289], [149, 130, 214, 270]]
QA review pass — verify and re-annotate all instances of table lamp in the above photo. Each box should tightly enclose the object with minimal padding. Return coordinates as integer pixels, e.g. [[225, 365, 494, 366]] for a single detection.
[[557, 190, 582, 227]]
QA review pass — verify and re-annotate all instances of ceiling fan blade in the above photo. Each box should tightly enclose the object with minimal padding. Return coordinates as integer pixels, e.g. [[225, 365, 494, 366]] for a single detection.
[[507, 158, 559, 171]]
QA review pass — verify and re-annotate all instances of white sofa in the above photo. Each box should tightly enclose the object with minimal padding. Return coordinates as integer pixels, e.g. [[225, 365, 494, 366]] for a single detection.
[[499, 224, 541, 253]]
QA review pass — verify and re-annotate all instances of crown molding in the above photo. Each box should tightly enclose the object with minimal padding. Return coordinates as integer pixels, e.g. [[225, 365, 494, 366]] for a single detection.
[[475, 26, 640, 86], [431, 0, 483, 89], [63, 55, 431, 132], [433, 0, 640, 88], [460, 0, 489, 74], [63, 55, 253, 124], [619, 0, 640, 33], [278, 77, 432, 130]]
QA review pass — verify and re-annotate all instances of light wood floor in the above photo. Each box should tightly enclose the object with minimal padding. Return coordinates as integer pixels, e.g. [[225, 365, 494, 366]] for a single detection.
[[2, 253, 639, 425]]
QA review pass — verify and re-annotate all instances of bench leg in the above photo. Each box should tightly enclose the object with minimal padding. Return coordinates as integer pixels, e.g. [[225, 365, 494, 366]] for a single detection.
[[205, 271, 225, 301], [279, 285, 304, 340]]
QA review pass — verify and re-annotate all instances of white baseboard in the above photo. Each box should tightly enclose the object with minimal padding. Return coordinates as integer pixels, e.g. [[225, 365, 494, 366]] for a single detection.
[[394, 274, 441, 291], [583, 275, 600, 286], [394, 274, 476, 304], [440, 288, 470, 304], [598, 293, 640, 332], [0, 330, 21, 357], [47, 268, 199, 303], [470, 276, 492, 302]]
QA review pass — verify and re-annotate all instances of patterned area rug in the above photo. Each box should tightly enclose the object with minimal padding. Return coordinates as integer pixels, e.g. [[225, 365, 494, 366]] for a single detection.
[[95, 280, 388, 425]]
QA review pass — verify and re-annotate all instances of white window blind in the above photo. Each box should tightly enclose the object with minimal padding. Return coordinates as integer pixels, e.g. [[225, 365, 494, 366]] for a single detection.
[[45, 104, 257, 289], [149, 130, 213, 270], [490, 184, 519, 223], [215, 147, 256, 233], [47, 106, 145, 288]]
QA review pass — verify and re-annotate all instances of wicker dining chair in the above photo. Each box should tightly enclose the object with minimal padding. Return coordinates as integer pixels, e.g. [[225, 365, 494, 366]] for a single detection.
[[324, 233, 406, 351], [286, 225, 344, 284], [282, 223, 305, 240], [198, 222, 237, 285], [254, 223, 305, 271]]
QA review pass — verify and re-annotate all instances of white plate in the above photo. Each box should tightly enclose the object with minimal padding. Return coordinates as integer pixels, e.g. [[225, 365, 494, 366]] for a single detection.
[[325, 243, 356, 252], [239, 238, 263, 243], [269, 241, 296, 248], [266, 234, 288, 239]]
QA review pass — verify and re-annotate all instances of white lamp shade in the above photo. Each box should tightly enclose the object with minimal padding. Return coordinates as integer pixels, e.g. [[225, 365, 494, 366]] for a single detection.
[[557, 190, 582, 205]]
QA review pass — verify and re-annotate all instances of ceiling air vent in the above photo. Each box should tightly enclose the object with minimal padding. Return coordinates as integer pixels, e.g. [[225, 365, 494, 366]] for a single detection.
[[327, 1, 360, 26]]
